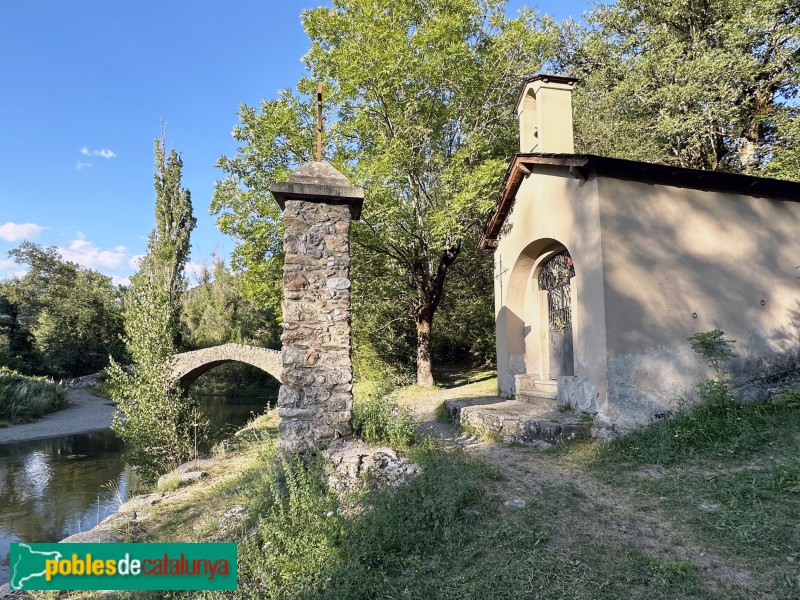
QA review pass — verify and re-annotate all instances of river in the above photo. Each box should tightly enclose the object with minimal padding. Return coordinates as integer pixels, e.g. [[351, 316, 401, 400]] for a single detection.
[[0, 395, 272, 586]]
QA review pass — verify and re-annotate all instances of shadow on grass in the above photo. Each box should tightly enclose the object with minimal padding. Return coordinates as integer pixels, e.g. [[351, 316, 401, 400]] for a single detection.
[[224, 437, 747, 600], [434, 364, 497, 389]]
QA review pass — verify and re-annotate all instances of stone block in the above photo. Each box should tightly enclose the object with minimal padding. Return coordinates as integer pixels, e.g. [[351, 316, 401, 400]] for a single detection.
[[557, 376, 597, 412], [278, 406, 322, 419], [284, 271, 309, 291]]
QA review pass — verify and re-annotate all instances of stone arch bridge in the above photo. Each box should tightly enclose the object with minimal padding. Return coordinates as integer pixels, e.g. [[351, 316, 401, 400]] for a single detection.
[[172, 343, 282, 389]]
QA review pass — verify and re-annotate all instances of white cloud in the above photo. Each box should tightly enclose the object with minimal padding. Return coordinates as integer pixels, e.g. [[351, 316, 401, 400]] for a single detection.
[[80, 147, 117, 159], [76, 160, 93, 170], [128, 254, 145, 270], [0, 259, 26, 280], [111, 275, 131, 286], [58, 238, 128, 270], [0, 222, 47, 242]]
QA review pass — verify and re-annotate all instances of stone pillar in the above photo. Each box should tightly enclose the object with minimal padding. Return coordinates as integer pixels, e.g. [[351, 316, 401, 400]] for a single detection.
[[270, 162, 364, 453]]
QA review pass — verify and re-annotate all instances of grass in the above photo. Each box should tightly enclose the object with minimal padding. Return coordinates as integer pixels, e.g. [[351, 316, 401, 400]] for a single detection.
[[0, 365, 67, 423], [352, 392, 416, 447], [59, 379, 800, 600], [595, 384, 800, 467], [578, 385, 800, 598]]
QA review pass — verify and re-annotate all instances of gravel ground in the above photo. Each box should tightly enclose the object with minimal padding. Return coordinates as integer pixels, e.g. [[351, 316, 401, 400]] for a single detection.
[[0, 387, 117, 445]]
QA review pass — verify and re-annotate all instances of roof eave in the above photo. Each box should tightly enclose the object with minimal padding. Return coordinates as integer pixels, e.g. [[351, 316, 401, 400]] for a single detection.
[[479, 154, 588, 249]]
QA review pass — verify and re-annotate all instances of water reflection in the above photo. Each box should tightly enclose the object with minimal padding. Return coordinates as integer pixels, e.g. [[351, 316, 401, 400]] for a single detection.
[[0, 429, 127, 585], [201, 395, 274, 442], [0, 395, 271, 585]]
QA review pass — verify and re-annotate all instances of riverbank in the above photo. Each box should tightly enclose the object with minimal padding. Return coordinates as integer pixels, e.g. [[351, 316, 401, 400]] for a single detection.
[[3, 380, 799, 598], [0, 387, 116, 445]]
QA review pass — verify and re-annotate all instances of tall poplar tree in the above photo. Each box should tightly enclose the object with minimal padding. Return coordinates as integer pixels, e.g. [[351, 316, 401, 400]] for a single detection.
[[108, 137, 199, 480]]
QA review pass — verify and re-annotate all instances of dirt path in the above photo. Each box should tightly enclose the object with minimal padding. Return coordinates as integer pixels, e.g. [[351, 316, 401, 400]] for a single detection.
[[392, 382, 770, 597], [0, 388, 117, 445]]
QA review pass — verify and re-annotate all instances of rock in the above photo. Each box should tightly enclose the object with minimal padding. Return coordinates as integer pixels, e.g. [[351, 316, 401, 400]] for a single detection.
[[156, 465, 208, 489], [0, 583, 23, 598], [172, 458, 214, 473], [60, 528, 122, 543], [504, 498, 527, 508], [322, 438, 421, 493]]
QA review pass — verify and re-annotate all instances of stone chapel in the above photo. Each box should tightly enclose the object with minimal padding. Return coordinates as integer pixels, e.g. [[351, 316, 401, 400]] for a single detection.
[[481, 74, 800, 432]]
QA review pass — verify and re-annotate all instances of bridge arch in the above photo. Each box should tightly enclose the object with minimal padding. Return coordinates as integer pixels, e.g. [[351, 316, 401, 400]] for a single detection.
[[172, 343, 282, 389]]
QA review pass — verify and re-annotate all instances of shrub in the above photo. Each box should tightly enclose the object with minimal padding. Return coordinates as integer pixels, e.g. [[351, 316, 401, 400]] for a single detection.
[[0, 366, 66, 423], [687, 328, 736, 380], [352, 394, 416, 447], [238, 455, 342, 597]]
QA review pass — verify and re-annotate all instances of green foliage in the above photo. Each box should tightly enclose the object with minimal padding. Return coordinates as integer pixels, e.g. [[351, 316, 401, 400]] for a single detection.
[[687, 329, 737, 379], [430, 244, 497, 367], [213, 0, 555, 385], [107, 280, 199, 480], [352, 393, 416, 447], [236, 441, 495, 599], [595, 384, 800, 466], [561, 0, 800, 176], [142, 136, 197, 347], [181, 255, 280, 351], [0, 242, 126, 378], [108, 137, 202, 482], [239, 454, 343, 598], [0, 366, 66, 423], [771, 388, 800, 407], [600, 329, 744, 465]]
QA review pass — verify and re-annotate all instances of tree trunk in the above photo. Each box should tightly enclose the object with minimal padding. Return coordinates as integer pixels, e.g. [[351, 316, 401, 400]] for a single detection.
[[416, 307, 434, 387], [412, 244, 461, 387]]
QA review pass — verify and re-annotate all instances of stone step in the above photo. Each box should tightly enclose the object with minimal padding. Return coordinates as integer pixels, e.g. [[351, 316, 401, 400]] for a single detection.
[[515, 375, 559, 396], [443, 397, 589, 446], [516, 391, 557, 409]]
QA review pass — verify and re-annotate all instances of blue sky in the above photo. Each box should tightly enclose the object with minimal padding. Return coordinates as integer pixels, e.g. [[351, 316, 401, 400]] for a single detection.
[[0, 0, 589, 286]]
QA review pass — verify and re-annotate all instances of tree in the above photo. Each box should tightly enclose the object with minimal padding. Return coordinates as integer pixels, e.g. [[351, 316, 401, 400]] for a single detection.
[[212, 0, 555, 385], [30, 269, 125, 378], [181, 255, 280, 350], [108, 138, 200, 480], [0, 242, 125, 377], [558, 0, 800, 177], [145, 135, 197, 346]]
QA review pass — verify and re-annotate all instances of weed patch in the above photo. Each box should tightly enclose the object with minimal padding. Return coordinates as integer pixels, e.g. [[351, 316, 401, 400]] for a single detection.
[[597, 388, 800, 467], [0, 366, 66, 423], [353, 393, 416, 447]]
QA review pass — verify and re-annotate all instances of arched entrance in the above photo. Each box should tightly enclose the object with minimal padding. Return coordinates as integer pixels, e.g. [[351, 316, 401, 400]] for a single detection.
[[499, 238, 576, 396], [537, 251, 575, 378]]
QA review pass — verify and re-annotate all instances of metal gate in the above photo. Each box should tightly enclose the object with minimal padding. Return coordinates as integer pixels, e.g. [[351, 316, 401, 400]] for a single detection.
[[537, 252, 575, 378]]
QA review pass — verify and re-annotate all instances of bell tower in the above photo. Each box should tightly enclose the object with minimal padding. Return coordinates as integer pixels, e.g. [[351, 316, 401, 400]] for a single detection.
[[515, 74, 577, 154]]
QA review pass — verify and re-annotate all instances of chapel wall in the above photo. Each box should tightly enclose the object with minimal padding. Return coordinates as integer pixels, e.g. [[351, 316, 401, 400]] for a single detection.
[[597, 176, 800, 429], [494, 165, 609, 406]]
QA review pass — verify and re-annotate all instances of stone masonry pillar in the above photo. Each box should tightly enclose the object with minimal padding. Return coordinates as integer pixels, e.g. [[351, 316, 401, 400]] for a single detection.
[[270, 162, 364, 453]]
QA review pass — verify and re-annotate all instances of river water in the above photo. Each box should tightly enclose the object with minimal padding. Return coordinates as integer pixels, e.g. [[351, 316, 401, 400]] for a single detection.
[[0, 395, 271, 586]]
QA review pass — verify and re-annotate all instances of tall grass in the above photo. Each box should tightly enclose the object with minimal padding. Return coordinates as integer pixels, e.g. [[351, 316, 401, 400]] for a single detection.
[[594, 384, 800, 468], [0, 366, 67, 424], [352, 393, 416, 447]]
